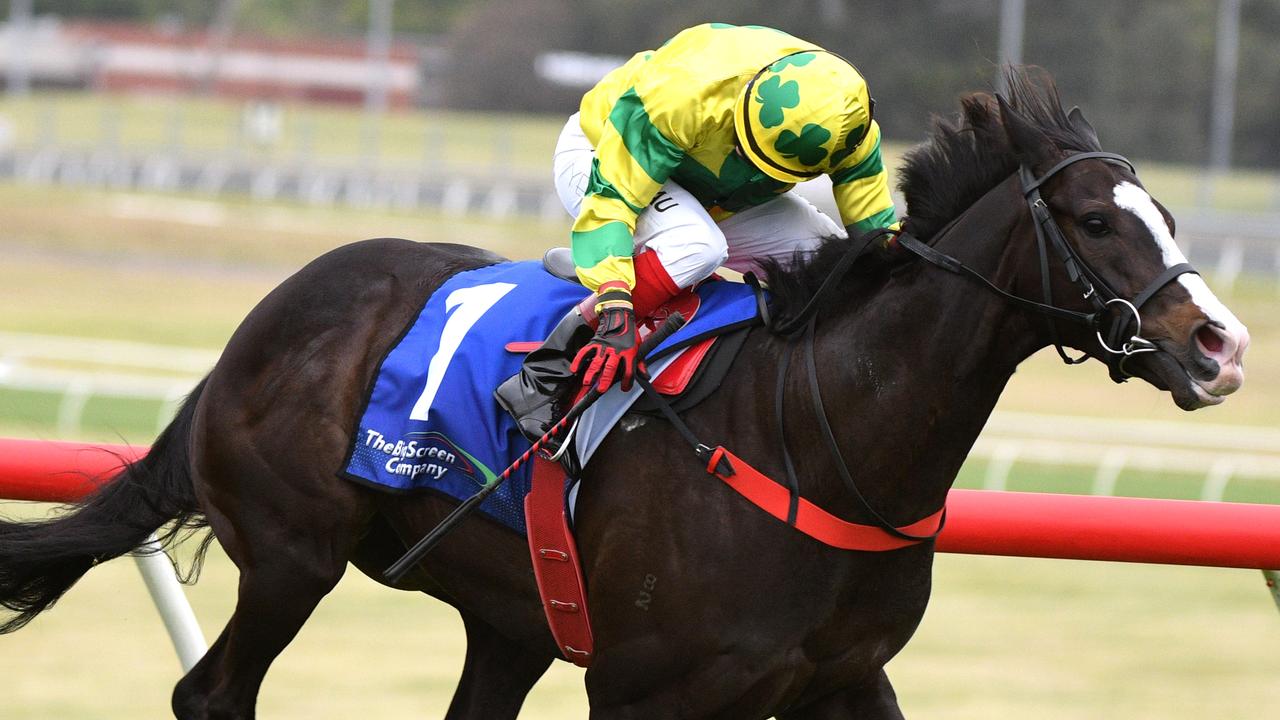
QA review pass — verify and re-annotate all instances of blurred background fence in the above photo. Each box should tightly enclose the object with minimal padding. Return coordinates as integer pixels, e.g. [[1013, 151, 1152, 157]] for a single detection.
[[1, 1, 1278, 280], [7, 325, 1280, 503]]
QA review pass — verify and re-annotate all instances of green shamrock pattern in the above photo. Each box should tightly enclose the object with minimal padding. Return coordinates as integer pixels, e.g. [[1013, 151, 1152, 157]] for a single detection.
[[754, 75, 799, 129], [769, 52, 816, 73], [828, 123, 866, 166], [774, 123, 831, 167]]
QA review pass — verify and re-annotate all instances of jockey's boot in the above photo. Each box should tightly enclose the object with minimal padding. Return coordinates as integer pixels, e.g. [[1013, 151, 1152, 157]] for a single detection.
[[494, 306, 595, 444]]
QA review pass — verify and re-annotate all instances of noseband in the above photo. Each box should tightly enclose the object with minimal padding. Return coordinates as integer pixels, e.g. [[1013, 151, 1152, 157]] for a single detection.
[[898, 151, 1198, 382]]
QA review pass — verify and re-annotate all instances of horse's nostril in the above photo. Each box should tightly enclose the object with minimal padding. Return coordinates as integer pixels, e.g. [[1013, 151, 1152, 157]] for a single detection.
[[1195, 324, 1224, 355]]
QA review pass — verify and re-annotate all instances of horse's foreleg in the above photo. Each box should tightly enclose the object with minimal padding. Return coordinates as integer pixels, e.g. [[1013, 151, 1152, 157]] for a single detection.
[[445, 611, 554, 720], [776, 669, 905, 720]]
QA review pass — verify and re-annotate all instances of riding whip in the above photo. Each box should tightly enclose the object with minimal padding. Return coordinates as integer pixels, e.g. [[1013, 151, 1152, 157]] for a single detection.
[[384, 312, 686, 584]]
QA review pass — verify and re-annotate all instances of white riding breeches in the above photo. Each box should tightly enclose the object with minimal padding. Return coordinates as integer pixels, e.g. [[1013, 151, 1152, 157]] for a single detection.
[[553, 113, 844, 289]]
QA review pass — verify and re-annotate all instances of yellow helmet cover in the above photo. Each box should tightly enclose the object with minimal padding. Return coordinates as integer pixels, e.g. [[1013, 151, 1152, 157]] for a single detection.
[[735, 50, 873, 183]]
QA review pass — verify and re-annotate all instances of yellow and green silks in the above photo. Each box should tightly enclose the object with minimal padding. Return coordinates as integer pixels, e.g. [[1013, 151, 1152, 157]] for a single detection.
[[571, 23, 897, 291]]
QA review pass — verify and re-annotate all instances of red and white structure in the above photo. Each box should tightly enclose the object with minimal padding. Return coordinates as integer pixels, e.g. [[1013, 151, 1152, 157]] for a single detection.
[[0, 20, 421, 107], [0, 438, 207, 670], [1, 436, 1278, 671]]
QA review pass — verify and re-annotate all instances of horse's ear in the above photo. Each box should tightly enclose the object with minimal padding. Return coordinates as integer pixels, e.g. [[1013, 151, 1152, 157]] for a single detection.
[[1067, 106, 1101, 149], [996, 93, 1059, 174]]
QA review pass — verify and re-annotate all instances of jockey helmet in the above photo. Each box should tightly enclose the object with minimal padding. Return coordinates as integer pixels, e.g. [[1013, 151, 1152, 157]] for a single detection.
[[734, 50, 874, 183]]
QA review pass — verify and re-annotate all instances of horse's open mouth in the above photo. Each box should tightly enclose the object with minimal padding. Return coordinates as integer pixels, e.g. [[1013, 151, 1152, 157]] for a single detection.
[[1141, 357, 1222, 411], [1187, 377, 1228, 408], [1127, 334, 1243, 411]]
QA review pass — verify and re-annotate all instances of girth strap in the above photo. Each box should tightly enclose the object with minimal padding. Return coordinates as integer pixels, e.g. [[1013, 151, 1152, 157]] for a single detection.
[[525, 457, 595, 666]]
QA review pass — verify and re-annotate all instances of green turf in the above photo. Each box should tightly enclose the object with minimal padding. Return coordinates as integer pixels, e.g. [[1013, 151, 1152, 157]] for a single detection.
[[0, 535, 1274, 719], [0, 387, 170, 443], [960, 459, 1280, 504], [0, 93, 565, 176], [0, 388, 63, 429], [10, 377, 1280, 504]]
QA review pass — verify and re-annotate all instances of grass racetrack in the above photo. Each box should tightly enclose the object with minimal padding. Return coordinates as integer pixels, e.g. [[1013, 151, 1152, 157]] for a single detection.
[[2, 546, 1276, 719], [1, 177, 1278, 717]]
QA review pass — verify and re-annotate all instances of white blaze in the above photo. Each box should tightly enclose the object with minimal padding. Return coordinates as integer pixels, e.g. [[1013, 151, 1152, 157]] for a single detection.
[[1112, 182, 1247, 337]]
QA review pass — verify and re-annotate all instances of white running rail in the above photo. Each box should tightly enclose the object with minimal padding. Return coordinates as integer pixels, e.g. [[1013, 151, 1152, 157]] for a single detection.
[[973, 412, 1280, 500], [0, 332, 213, 436], [3, 333, 1279, 501]]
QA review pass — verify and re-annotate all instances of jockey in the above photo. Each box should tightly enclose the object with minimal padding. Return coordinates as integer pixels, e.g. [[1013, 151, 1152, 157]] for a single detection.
[[495, 22, 899, 441]]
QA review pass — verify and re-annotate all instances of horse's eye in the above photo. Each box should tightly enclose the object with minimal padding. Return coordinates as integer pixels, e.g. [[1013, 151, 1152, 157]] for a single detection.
[[1081, 215, 1110, 237]]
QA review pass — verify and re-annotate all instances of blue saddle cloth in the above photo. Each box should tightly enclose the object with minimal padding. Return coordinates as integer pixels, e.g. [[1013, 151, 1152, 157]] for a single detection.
[[341, 260, 760, 533]]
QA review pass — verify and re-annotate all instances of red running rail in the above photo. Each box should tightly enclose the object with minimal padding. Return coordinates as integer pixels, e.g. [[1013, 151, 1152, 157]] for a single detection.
[[938, 489, 1280, 570], [1, 438, 1278, 569], [0, 438, 145, 503]]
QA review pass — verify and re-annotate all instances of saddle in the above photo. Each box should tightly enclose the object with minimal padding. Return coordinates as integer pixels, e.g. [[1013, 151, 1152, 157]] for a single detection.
[[541, 246, 577, 283], [540, 246, 751, 402]]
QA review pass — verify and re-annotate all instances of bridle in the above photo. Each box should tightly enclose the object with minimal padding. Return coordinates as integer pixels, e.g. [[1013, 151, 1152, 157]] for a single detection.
[[897, 151, 1198, 382], [724, 150, 1198, 544]]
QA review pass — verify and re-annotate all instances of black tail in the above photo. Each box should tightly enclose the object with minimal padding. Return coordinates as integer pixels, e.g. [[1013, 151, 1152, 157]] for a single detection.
[[0, 378, 211, 633]]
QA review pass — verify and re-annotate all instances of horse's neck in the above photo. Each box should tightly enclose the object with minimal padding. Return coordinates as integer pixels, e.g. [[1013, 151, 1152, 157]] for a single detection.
[[798, 177, 1044, 523]]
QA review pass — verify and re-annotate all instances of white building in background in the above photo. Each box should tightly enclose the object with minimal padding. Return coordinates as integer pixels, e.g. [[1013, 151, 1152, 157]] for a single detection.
[[533, 51, 625, 89]]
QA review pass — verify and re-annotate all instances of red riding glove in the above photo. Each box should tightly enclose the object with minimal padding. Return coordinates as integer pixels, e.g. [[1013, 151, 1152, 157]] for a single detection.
[[571, 287, 644, 393]]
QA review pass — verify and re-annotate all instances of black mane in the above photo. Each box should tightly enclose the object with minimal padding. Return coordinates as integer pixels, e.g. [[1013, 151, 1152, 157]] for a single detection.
[[762, 66, 1102, 327], [898, 66, 1102, 241]]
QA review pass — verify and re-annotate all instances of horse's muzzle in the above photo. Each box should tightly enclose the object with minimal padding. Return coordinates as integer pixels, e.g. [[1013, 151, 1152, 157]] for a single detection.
[[1186, 319, 1248, 406]]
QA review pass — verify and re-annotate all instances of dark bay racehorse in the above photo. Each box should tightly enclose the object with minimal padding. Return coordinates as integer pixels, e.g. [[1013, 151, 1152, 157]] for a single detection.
[[0, 69, 1249, 719]]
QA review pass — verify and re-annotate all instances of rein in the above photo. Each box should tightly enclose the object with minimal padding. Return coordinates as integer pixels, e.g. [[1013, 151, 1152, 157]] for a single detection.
[[637, 151, 1196, 550], [898, 151, 1198, 383], [763, 226, 893, 337], [636, 227, 948, 551]]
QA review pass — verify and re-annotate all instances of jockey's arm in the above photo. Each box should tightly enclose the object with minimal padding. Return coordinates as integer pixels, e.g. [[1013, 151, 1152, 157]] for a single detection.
[[572, 90, 687, 295], [829, 120, 900, 239]]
